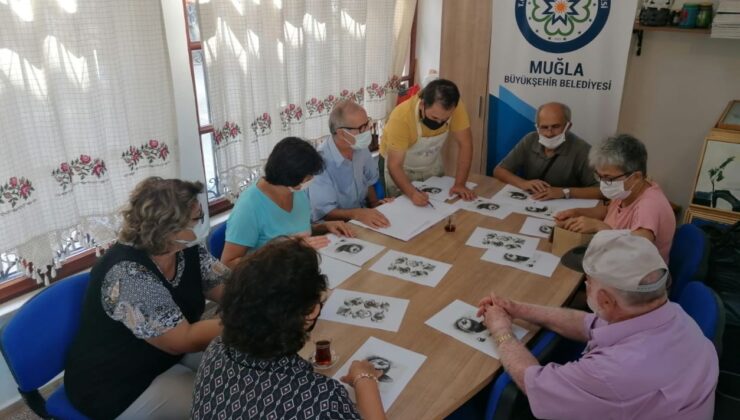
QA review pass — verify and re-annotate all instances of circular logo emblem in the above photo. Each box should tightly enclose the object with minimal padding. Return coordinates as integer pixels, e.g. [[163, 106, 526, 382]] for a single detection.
[[516, 0, 610, 54]]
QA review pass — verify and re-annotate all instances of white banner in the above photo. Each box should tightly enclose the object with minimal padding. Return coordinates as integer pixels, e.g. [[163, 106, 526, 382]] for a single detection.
[[487, 0, 639, 172]]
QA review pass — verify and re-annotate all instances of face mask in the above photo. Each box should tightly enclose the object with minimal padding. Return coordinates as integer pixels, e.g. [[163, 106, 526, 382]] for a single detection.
[[343, 129, 372, 150], [600, 173, 634, 200], [537, 122, 570, 150], [289, 178, 314, 192], [420, 107, 448, 130], [175, 217, 209, 248]]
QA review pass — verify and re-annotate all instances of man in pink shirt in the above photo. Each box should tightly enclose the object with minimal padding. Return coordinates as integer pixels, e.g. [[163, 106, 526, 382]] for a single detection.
[[554, 134, 676, 262], [478, 230, 718, 419]]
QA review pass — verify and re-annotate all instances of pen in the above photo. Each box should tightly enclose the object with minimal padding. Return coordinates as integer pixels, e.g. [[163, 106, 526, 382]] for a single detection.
[[415, 187, 435, 209]]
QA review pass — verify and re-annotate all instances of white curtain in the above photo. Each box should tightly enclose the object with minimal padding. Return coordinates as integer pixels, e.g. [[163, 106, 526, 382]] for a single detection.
[[0, 1, 179, 283], [199, 0, 416, 200]]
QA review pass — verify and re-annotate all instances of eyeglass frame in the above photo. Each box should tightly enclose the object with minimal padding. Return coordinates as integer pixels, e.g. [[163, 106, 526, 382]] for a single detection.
[[338, 118, 373, 133], [594, 171, 634, 186]]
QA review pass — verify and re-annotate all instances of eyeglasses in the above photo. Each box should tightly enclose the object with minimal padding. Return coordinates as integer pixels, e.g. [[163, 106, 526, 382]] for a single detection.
[[339, 118, 373, 133], [594, 171, 633, 186]]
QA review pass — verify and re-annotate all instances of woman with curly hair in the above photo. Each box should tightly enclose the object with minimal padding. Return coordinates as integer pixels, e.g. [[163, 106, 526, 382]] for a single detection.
[[65, 177, 229, 419], [192, 237, 385, 420]]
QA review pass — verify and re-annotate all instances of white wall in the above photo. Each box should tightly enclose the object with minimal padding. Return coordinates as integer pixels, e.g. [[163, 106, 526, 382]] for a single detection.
[[415, 0, 443, 83], [617, 31, 740, 215]]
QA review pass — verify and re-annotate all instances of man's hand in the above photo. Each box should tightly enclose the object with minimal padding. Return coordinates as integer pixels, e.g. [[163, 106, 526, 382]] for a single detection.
[[561, 216, 609, 234], [353, 208, 390, 228], [410, 190, 430, 207], [521, 179, 550, 194], [532, 186, 564, 201], [325, 221, 354, 237], [483, 304, 513, 336], [450, 184, 476, 201]]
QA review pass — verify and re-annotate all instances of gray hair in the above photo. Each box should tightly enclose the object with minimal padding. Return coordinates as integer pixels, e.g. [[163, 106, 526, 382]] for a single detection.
[[329, 99, 363, 135], [535, 102, 571, 125], [589, 134, 648, 175], [612, 268, 668, 307]]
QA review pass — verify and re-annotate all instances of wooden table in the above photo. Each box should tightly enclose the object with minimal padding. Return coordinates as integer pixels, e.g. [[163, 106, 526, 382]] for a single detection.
[[299, 174, 582, 419]]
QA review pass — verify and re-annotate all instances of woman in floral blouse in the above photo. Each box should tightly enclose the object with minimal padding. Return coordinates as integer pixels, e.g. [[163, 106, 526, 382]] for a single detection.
[[65, 177, 229, 420], [192, 237, 386, 420]]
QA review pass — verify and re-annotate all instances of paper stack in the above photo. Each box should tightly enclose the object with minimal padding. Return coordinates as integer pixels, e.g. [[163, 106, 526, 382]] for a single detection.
[[712, 1, 740, 39]]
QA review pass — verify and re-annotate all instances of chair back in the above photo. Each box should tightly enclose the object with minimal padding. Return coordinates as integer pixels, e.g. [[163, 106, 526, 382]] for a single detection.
[[679, 281, 726, 355], [208, 222, 227, 259], [669, 224, 709, 301], [0, 272, 90, 392], [484, 330, 558, 420]]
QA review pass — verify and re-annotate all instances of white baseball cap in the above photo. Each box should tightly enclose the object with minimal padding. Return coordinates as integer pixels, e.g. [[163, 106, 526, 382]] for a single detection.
[[563, 230, 669, 293]]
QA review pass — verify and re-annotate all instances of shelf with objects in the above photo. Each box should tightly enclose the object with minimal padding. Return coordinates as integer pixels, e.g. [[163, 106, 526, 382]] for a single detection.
[[633, 1, 716, 56], [685, 101, 740, 225]]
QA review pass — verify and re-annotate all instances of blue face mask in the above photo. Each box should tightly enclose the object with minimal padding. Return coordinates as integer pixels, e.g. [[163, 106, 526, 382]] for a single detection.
[[343, 129, 372, 150]]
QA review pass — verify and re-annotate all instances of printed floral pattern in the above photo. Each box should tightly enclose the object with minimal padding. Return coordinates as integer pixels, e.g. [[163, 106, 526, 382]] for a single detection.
[[214, 121, 242, 146], [122, 140, 170, 171], [52, 155, 108, 190], [280, 104, 304, 130], [0, 176, 34, 208], [250, 113, 272, 137], [366, 82, 385, 99]]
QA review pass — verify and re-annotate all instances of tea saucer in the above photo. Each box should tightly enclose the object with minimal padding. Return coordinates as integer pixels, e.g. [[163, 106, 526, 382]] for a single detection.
[[309, 350, 339, 370]]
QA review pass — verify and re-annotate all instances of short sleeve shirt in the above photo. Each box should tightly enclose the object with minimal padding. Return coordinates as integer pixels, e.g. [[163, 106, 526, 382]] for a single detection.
[[523, 303, 718, 420], [604, 182, 676, 263], [226, 182, 312, 249], [497, 131, 597, 188], [101, 245, 226, 339], [192, 337, 361, 420], [308, 136, 379, 221], [380, 96, 470, 156]]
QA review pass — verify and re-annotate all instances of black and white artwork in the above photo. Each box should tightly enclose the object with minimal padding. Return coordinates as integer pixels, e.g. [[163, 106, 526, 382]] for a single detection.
[[460, 197, 514, 219], [370, 250, 452, 287], [481, 248, 561, 278], [426, 300, 528, 359], [320, 289, 409, 332], [519, 217, 556, 239], [333, 337, 426, 411], [319, 255, 360, 289], [465, 227, 538, 258], [318, 235, 385, 266], [412, 176, 478, 203], [491, 184, 532, 205]]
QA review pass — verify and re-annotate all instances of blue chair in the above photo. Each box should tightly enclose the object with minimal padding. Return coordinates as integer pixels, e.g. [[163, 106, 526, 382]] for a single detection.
[[679, 281, 725, 355], [668, 224, 709, 301], [373, 180, 385, 200], [0, 272, 91, 419], [208, 222, 227, 259]]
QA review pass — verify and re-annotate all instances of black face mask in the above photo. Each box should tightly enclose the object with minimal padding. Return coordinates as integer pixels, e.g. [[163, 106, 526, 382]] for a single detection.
[[420, 108, 448, 130]]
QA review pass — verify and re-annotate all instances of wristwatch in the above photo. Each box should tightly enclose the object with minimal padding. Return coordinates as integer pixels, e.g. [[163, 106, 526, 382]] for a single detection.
[[563, 188, 571, 199]]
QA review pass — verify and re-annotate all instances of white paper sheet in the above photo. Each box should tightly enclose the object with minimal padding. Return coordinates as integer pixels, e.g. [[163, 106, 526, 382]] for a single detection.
[[491, 184, 533, 205], [333, 337, 427, 412], [412, 176, 478, 203], [350, 196, 457, 241], [319, 255, 361, 289], [319, 289, 410, 332], [465, 227, 539, 258], [519, 217, 556, 239], [425, 300, 528, 359], [369, 250, 452, 287], [459, 197, 515, 219], [481, 249, 561, 278], [492, 184, 598, 220], [540, 197, 599, 210], [318, 234, 385, 267]]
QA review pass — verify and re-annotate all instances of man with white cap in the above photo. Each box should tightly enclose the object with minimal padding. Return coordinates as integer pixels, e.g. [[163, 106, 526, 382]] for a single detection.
[[477, 230, 718, 419]]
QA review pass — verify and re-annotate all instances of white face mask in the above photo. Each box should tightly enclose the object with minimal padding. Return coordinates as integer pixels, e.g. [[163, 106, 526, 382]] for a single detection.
[[599, 173, 634, 201], [174, 217, 209, 248], [537, 122, 570, 150], [289, 178, 314, 192], [343, 129, 372, 150]]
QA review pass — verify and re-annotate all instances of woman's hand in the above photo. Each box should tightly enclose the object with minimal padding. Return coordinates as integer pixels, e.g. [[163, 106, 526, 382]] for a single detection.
[[340, 360, 382, 387], [295, 233, 330, 250], [325, 221, 354, 237], [553, 208, 578, 221], [561, 216, 610, 234], [483, 304, 513, 337]]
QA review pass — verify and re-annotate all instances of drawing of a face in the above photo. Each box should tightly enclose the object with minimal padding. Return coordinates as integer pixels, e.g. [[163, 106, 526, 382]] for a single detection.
[[422, 187, 442, 194], [366, 356, 393, 383], [504, 253, 529, 263], [337, 297, 390, 323], [337, 243, 363, 254], [525, 205, 548, 213], [509, 191, 527, 200], [454, 317, 487, 334], [476, 202, 499, 211], [539, 225, 553, 235]]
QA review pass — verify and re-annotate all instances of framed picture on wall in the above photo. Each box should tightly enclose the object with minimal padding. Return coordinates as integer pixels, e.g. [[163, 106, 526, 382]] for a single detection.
[[684, 206, 736, 226], [690, 132, 740, 220], [716, 100, 740, 131]]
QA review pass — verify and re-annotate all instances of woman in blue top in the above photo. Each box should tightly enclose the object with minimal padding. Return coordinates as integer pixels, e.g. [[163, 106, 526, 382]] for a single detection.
[[222, 137, 352, 269]]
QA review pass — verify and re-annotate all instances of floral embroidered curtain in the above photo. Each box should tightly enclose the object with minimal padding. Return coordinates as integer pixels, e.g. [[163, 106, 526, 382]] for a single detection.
[[0, 1, 179, 283], [198, 0, 416, 199]]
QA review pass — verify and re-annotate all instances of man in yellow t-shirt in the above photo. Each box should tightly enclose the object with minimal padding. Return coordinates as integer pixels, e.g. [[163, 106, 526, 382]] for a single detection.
[[380, 79, 477, 207]]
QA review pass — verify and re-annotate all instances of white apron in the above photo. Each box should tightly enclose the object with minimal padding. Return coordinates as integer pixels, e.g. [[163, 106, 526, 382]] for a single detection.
[[385, 102, 449, 197]]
